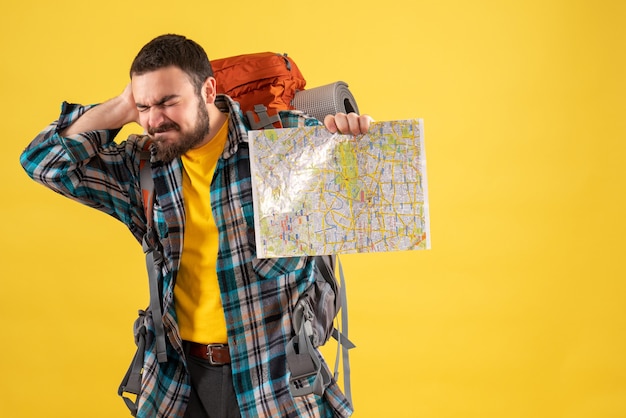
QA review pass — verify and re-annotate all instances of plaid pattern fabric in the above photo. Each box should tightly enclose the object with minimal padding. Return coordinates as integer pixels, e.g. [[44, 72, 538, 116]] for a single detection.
[[20, 95, 352, 418]]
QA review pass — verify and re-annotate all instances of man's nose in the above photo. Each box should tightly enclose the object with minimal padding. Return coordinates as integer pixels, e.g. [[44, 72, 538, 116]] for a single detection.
[[148, 107, 165, 129]]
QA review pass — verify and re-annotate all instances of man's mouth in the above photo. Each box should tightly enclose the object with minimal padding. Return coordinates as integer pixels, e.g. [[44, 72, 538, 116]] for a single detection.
[[148, 123, 180, 136]]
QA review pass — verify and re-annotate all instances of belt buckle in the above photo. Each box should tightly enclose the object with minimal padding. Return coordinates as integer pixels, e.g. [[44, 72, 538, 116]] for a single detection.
[[206, 343, 227, 366]]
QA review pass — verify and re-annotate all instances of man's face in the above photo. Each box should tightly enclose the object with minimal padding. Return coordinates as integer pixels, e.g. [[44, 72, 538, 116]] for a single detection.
[[132, 66, 210, 162]]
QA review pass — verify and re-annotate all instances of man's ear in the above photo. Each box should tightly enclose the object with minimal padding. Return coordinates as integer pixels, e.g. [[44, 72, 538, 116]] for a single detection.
[[202, 77, 218, 104]]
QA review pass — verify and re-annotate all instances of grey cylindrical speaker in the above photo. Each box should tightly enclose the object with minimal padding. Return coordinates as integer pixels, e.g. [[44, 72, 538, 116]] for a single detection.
[[291, 81, 360, 122]]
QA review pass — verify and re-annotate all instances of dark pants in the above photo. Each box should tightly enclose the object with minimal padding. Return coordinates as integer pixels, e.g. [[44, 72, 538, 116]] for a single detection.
[[183, 343, 241, 418]]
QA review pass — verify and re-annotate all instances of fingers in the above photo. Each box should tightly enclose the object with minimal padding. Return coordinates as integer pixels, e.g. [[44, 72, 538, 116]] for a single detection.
[[324, 114, 339, 134], [336, 113, 361, 136], [324, 113, 374, 135], [355, 114, 373, 134], [121, 83, 140, 124]]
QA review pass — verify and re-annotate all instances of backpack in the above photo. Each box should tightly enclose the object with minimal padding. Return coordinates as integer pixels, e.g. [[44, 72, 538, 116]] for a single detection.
[[118, 52, 356, 415], [212, 52, 306, 129]]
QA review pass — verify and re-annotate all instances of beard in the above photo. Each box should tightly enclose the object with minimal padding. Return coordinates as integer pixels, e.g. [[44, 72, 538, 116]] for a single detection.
[[149, 102, 210, 163]]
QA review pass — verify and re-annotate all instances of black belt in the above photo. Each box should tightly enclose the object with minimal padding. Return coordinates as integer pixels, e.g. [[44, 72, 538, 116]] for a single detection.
[[186, 341, 231, 365]]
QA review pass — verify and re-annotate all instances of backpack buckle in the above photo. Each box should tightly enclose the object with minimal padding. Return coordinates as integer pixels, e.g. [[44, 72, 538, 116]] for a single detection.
[[246, 104, 282, 130]]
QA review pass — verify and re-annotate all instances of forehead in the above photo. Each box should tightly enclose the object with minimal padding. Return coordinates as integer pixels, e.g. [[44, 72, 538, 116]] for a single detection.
[[131, 66, 195, 103]]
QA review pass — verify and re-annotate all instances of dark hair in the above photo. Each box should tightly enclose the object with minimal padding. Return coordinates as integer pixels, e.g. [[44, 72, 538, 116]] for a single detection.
[[130, 34, 213, 94]]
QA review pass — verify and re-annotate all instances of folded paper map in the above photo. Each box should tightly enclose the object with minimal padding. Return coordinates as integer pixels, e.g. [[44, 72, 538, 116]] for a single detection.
[[249, 119, 430, 257]]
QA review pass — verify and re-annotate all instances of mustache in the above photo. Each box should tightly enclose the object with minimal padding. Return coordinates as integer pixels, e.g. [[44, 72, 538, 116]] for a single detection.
[[148, 122, 180, 135]]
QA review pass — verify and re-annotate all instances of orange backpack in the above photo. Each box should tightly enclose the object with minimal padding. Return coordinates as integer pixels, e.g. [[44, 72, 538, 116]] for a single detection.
[[212, 52, 306, 129]]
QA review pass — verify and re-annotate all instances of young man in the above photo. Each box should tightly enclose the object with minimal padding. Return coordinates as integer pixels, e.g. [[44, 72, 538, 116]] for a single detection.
[[20, 34, 371, 418]]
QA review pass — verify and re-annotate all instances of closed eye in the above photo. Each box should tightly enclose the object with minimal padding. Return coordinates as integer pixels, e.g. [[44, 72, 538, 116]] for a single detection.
[[136, 94, 181, 112]]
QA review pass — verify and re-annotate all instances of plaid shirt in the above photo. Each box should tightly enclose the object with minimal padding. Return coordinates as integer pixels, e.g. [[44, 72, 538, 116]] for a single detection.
[[20, 95, 352, 418]]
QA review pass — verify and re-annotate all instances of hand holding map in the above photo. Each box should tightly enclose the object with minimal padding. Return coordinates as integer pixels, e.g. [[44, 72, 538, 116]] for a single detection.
[[249, 119, 430, 258]]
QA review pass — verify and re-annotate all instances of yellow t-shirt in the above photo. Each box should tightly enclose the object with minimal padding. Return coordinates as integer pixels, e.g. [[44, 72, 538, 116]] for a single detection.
[[175, 118, 229, 344]]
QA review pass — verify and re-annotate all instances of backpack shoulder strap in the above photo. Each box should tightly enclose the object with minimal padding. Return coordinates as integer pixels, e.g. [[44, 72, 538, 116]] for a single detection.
[[139, 147, 154, 229], [334, 257, 354, 404], [315, 255, 355, 405], [139, 144, 167, 364]]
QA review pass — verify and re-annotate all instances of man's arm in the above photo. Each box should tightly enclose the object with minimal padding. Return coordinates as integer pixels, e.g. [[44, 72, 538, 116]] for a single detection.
[[20, 83, 146, 231], [62, 83, 138, 136]]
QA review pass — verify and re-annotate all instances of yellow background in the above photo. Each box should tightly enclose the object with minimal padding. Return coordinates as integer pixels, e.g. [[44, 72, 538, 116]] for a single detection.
[[1, 0, 625, 417]]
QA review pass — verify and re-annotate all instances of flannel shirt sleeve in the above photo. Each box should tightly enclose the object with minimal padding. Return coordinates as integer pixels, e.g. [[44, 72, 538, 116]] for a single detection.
[[278, 109, 323, 129], [20, 101, 144, 228]]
